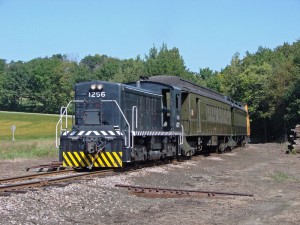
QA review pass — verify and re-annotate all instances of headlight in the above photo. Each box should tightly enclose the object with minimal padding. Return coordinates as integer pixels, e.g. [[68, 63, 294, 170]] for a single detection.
[[91, 84, 96, 90], [97, 84, 103, 91]]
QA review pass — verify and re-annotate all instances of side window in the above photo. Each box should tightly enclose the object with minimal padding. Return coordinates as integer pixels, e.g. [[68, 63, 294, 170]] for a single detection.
[[162, 89, 171, 109], [176, 94, 179, 108]]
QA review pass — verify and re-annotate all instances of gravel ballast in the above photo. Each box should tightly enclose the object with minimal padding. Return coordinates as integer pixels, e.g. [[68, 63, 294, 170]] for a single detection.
[[1, 143, 300, 225]]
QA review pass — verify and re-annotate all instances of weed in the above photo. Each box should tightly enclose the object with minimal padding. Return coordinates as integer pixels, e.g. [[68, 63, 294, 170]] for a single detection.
[[291, 149, 297, 154], [270, 171, 290, 182]]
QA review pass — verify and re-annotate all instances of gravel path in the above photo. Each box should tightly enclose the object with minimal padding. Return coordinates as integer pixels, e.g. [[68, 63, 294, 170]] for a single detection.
[[1, 144, 300, 225]]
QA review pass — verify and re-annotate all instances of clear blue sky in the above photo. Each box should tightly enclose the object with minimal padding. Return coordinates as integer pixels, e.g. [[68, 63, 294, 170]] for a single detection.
[[0, 0, 299, 72]]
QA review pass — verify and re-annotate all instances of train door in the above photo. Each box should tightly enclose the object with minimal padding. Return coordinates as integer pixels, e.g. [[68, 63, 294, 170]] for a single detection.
[[173, 89, 181, 131], [162, 89, 171, 130], [162, 88, 181, 131], [181, 92, 190, 134]]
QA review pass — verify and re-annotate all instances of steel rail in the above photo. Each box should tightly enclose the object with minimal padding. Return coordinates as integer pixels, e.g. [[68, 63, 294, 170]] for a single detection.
[[0, 170, 113, 193], [115, 184, 253, 197], [0, 169, 74, 184]]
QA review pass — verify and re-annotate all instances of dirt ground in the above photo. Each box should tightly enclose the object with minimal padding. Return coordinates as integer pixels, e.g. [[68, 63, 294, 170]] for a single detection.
[[0, 157, 57, 179], [0, 143, 300, 225]]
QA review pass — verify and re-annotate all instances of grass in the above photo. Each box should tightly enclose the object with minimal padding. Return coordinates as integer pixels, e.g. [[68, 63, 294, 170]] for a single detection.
[[0, 111, 72, 140], [291, 149, 298, 154], [270, 171, 291, 182], [0, 139, 58, 160], [0, 111, 71, 159]]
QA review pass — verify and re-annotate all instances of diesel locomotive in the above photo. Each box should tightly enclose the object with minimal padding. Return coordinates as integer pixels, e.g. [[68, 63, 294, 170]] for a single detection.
[[56, 76, 250, 168]]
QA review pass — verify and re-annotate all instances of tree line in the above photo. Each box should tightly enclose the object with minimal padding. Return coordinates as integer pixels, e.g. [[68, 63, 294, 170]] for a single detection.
[[0, 42, 299, 142]]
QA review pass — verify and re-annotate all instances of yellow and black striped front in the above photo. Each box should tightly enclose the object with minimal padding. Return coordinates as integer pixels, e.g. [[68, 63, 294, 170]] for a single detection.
[[62, 151, 123, 168]]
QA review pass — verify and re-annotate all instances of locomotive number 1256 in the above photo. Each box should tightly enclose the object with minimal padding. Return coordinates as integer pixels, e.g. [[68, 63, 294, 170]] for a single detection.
[[89, 92, 106, 98]]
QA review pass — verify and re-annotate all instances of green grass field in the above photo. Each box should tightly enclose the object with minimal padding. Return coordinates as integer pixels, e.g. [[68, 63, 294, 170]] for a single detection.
[[0, 139, 58, 160], [0, 111, 71, 159], [0, 111, 68, 140]]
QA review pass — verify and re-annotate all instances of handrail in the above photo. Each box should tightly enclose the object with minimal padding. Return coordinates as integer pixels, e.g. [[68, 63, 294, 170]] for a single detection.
[[55, 100, 85, 148], [180, 125, 184, 145], [56, 99, 131, 148], [131, 106, 138, 148], [132, 106, 138, 129]]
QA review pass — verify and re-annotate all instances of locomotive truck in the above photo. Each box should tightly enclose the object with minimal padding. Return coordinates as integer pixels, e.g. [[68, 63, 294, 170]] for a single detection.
[[56, 75, 250, 168]]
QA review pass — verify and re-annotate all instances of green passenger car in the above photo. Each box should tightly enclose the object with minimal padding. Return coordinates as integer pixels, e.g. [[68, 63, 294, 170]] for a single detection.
[[148, 76, 250, 155]]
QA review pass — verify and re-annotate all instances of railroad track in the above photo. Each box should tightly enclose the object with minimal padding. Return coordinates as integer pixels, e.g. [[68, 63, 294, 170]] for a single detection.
[[0, 150, 247, 197], [0, 169, 74, 184], [115, 184, 254, 198], [0, 170, 114, 196], [0, 159, 174, 197]]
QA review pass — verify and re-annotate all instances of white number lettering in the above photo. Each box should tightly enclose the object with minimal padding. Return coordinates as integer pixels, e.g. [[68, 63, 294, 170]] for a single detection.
[[89, 92, 106, 98]]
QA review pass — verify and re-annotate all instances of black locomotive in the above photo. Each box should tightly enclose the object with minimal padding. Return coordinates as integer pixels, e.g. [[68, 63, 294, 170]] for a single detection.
[[56, 76, 250, 168]]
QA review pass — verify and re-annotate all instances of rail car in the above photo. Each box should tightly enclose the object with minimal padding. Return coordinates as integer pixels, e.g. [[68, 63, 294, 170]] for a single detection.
[[56, 75, 250, 168]]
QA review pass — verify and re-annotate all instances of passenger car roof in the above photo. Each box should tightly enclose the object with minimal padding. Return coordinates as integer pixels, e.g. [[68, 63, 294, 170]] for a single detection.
[[147, 75, 246, 111]]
